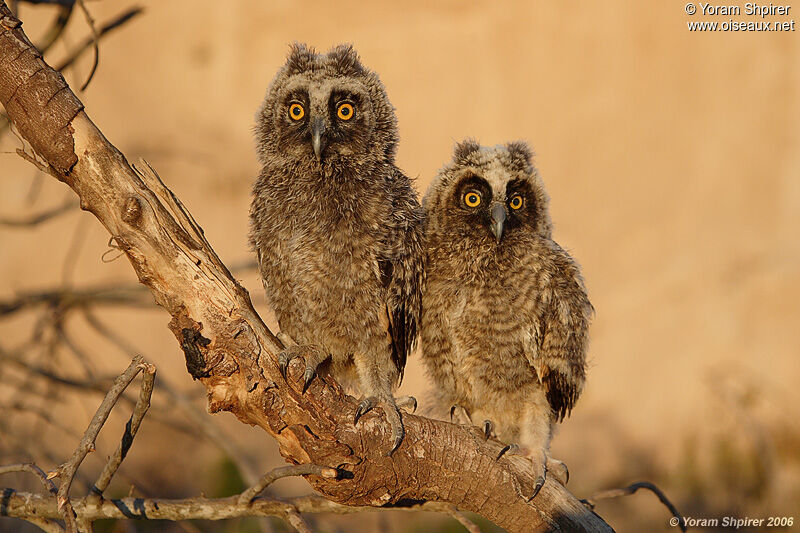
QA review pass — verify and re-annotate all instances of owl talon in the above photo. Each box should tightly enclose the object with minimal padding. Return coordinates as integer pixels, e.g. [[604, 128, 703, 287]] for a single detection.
[[547, 456, 569, 485], [396, 395, 417, 413], [353, 396, 405, 455], [354, 397, 375, 425], [496, 443, 519, 461], [526, 449, 548, 500], [528, 475, 546, 501], [449, 405, 471, 426], [302, 366, 316, 394], [278, 351, 293, 380], [385, 402, 405, 456], [276, 345, 328, 390], [482, 419, 493, 439]]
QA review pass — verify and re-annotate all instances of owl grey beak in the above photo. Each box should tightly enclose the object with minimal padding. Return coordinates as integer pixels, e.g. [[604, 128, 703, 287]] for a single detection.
[[490, 203, 507, 242], [311, 117, 326, 162]]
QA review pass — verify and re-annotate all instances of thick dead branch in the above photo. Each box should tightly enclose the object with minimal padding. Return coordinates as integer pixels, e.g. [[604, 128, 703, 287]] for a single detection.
[[0, 3, 613, 532]]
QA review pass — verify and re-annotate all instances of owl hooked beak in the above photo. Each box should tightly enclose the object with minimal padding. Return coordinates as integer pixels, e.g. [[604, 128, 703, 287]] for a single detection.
[[311, 117, 327, 162], [490, 203, 507, 243]]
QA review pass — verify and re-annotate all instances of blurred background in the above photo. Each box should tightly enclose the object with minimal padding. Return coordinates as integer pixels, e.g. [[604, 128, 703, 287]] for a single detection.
[[1, 1, 798, 531]]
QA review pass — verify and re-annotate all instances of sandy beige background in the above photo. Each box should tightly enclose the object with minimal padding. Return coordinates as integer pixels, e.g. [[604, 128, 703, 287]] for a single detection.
[[1, 1, 798, 531]]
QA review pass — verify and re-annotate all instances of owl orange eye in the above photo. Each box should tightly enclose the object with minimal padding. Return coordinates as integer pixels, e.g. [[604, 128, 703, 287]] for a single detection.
[[463, 191, 482, 208], [289, 103, 304, 121], [337, 103, 354, 121], [509, 194, 523, 210]]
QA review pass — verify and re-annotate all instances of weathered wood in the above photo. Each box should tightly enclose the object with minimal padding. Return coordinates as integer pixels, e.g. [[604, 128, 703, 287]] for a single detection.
[[0, 3, 613, 531]]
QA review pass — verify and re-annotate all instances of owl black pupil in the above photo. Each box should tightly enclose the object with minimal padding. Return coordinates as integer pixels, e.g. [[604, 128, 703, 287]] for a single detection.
[[292, 107, 300, 116], [341, 106, 350, 116]]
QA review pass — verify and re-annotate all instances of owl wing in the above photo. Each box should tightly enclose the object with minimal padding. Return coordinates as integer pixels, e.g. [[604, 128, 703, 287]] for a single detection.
[[525, 244, 593, 422], [379, 169, 425, 384]]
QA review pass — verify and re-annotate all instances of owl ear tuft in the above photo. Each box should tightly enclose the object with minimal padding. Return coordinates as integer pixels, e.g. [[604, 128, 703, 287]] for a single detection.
[[327, 43, 365, 76], [286, 42, 316, 75], [453, 138, 481, 163], [505, 140, 534, 171]]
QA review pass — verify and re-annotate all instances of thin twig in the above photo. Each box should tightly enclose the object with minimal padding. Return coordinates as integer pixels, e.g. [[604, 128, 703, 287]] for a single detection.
[[283, 510, 312, 533], [0, 463, 58, 495], [0, 346, 202, 437], [81, 307, 264, 485], [52, 355, 147, 532], [0, 199, 75, 227], [583, 481, 685, 532], [88, 362, 155, 501], [54, 6, 143, 72], [74, 0, 97, 91], [15, 148, 59, 178], [437, 504, 482, 533], [0, 466, 66, 531], [0, 284, 153, 316], [0, 402, 82, 440], [36, 3, 74, 54], [239, 464, 338, 505]]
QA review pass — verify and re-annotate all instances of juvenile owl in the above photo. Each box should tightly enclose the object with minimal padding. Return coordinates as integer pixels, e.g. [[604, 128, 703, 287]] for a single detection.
[[420, 140, 592, 495], [249, 43, 423, 454]]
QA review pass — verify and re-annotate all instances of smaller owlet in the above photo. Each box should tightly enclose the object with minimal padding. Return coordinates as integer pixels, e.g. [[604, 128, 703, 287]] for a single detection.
[[420, 140, 592, 496]]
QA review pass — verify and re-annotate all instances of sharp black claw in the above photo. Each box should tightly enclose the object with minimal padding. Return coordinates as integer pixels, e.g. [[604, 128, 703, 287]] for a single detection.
[[528, 476, 546, 501], [449, 405, 456, 423], [482, 420, 493, 439], [496, 444, 512, 461], [408, 397, 417, 413], [564, 464, 570, 485], [302, 367, 315, 393], [388, 434, 403, 457], [354, 404, 366, 425], [279, 359, 289, 380]]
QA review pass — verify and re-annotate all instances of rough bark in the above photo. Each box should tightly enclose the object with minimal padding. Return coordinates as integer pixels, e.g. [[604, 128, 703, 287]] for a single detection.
[[0, 4, 613, 532]]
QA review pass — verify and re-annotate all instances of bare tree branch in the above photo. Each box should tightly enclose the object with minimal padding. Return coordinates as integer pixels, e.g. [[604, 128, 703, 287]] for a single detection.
[[35, 3, 73, 54], [0, 463, 58, 496], [239, 464, 339, 505], [49, 355, 150, 532], [583, 482, 686, 532], [73, 0, 96, 91], [53, 6, 143, 73], [87, 361, 155, 501], [0, 198, 75, 227], [0, 3, 614, 531]]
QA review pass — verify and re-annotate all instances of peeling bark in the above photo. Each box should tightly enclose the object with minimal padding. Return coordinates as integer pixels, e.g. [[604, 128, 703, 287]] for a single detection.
[[0, 4, 613, 532]]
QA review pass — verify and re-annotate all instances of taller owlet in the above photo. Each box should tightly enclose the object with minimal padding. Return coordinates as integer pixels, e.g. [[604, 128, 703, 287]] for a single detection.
[[249, 43, 424, 454], [420, 140, 592, 495]]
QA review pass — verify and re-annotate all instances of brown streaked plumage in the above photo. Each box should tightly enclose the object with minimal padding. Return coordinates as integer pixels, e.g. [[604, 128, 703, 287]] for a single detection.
[[420, 139, 592, 494], [249, 43, 423, 454]]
